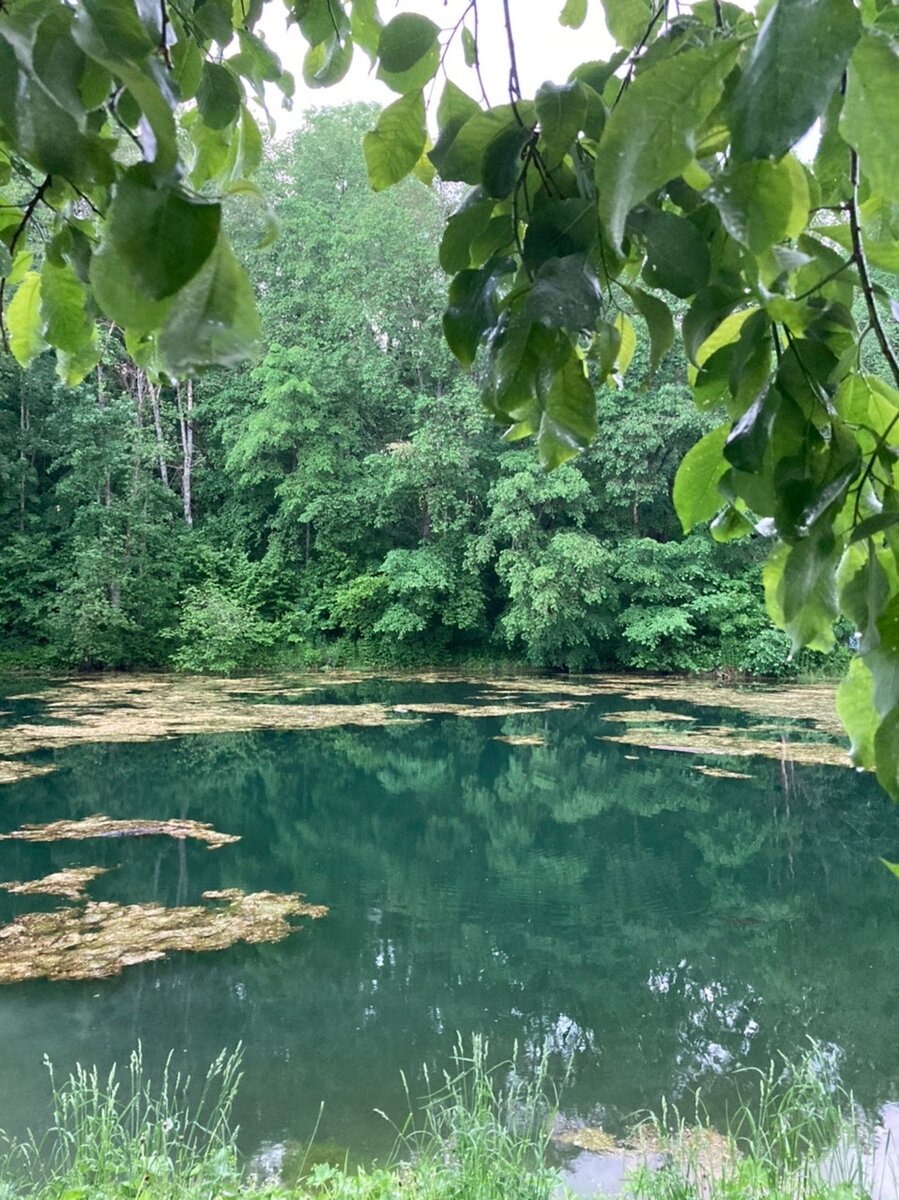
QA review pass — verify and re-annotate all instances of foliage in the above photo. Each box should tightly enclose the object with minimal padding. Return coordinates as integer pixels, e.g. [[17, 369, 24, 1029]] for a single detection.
[[2, 0, 896, 786], [166, 581, 275, 673]]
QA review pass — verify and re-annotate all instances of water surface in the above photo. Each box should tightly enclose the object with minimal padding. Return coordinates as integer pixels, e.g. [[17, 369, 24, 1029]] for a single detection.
[[0, 676, 897, 1164]]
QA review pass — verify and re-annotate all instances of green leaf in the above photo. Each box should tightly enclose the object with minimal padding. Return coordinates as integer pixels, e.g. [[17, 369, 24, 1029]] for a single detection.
[[536, 81, 590, 168], [443, 262, 503, 368], [836, 655, 877, 768], [158, 235, 261, 372], [57, 332, 102, 387], [461, 26, 477, 66], [89, 243, 171, 333], [708, 157, 810, 253], [522, 199, 597, 270], [40, 261, 93, 355], [764, 528, 840, 653], [596, 41, 740, 251], [378, 13, 439, 73], [197, 62, 242, 130], [108, 167, 221, 300], [440, 191, 495, 274], [538, 352, 598, 469], [600, 0, 652, 49], [525, 255, 602, 332], [629, 209, 711, 299], [6, 272, 46, 367], [377, 13, 439, 91], [431, 102, 536, 185], [292, 0, 348, 47], [729, 0, 861, 162], [613, 313, 636, 375], [626, 285, 674, 375], [850, 513, 899, 545], [350, 0, 383, 62], [839, 32, 899, 201], [874, 703, 899, 799], [560, 0, 588, 29], [303, 34, 353, 88], [482, 123, 532, 199], [363, 90, 427, 191], [683, 287, 742, 365], [673, 424, 730, 533]]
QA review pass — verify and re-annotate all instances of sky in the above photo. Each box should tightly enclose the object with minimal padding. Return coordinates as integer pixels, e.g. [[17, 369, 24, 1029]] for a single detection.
[[259, 0, 616, 132]]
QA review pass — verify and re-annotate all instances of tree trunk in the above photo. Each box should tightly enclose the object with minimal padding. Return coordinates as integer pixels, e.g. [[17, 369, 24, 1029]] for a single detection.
[[148, 379, 170, 488], [177, 380, 194, 527]]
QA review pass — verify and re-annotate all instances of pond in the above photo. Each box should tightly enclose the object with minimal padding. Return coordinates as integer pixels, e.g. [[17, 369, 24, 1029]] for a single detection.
[[0, 672, 898, 1172]]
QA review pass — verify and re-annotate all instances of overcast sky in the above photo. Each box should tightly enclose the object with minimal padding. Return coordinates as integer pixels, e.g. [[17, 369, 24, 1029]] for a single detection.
[[259, 1, 616, 132]]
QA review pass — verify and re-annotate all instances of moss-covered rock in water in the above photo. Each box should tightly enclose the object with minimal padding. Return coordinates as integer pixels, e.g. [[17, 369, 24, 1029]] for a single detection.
[[0, 889, 327, 983]]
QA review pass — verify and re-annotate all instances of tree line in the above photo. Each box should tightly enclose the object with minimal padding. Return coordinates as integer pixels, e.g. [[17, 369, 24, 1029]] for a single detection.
[[0, 106, 843, 678]]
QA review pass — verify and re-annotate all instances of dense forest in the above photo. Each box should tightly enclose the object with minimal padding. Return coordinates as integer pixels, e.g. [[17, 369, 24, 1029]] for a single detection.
[[0, 106, 845, 677]]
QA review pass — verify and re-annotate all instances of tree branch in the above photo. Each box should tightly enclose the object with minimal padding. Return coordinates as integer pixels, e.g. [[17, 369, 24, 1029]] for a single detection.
[[849, 148, 899, 389]]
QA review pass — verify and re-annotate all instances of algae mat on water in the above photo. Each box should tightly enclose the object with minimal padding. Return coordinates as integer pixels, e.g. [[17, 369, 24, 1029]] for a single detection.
[[0, 815, 240, 849], [0, 672, 848, 781], [0, 866, 109, 900], [0, 889, 327, 984]]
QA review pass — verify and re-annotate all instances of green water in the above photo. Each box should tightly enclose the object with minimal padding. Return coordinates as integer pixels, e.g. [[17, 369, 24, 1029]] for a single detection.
[[1, 676, 898, 1164]]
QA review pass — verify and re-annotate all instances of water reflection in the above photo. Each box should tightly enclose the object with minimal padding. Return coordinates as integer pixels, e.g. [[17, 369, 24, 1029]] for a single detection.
[[0, 681, 898, 1161]]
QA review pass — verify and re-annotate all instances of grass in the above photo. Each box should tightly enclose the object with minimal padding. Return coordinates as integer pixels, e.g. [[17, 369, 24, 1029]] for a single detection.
[[0, 1042, 891, 1200], [626, 1048, 889, 1200]]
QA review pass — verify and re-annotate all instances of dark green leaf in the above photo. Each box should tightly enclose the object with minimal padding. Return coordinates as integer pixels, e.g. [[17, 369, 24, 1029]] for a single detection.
[[708, 157, 810, 252], [525, 256, 602, 332], [197, 62, 242, 130], [378, 13, 439, 73], [431, 102, 535, 185], [850, 512, 899, 544], [626, 285, 675, 375], [158, 235, 261, 372], [538, 352, 598, 469], [439, 191, 495, 275], [874, 703, 899, 799], [522, 199, 597, 270], [629, 209, 711, 298], [729, 0, 861, 162], [839, 32, 899, 200], [443, 261, 504, 368], [107, 167, 221, 300], [536, 81, 589, 167], [482, 123, 532, 199], [683, 287, 742, 365], [596, 41, 739, 250]]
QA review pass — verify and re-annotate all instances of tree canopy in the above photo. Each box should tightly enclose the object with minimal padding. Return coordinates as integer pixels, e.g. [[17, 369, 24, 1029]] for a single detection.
[[0, 0, 898, 794]]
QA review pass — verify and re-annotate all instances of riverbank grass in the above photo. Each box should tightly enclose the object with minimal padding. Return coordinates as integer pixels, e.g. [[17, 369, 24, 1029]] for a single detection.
[[0, 1044, 887, 1199]]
